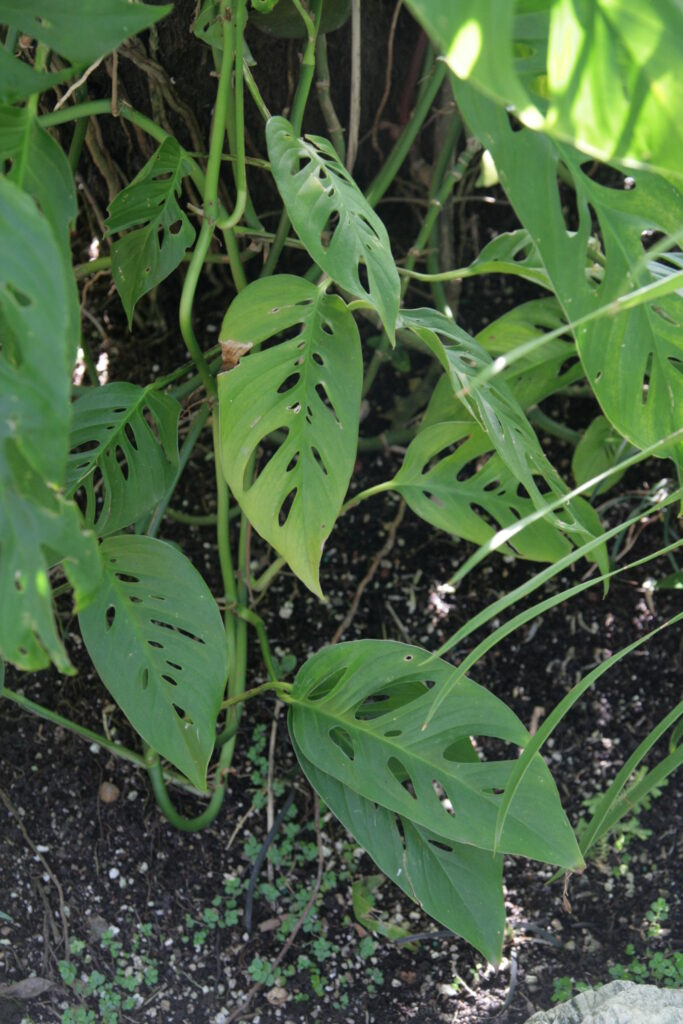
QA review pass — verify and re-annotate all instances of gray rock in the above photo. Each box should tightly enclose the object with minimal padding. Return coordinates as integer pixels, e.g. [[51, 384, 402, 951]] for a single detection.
[[524, 981, 683, 1024]]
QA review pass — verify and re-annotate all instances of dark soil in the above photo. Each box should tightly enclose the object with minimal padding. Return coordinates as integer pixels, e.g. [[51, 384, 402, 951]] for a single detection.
[[1, 393, 681, 1024]]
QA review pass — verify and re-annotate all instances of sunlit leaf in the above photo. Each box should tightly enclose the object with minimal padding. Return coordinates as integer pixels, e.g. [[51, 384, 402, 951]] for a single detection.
[[218, 276, 362, 597], [403, 0, 683, 178], [79, 535, 228, 790]]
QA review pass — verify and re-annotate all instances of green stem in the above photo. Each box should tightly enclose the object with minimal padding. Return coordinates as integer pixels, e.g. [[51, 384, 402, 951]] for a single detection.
[[68, 114, 88, 172], [166, 508, 219, 525], [243, 62, 271, 122], [315, 34, 345, 160], [178, 221, 218, 398], [230, 606, 280, 682], [220, 679, 291, 711], [341, 479, 395, 514], [144, 741, 234, 831], [365, 59, 446, 208], [529, 407, 581, 444], [217, 0, 247, 231], [250, 556, 286, 593]]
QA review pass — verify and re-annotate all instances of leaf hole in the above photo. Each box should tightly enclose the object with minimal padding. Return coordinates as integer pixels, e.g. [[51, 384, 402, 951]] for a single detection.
[[308, 667, 346, 700], [329, 726, 354, 761], [147, 640, 163, 649], [139, 668, 149, 691], [356, 259, 370, 294], [387, 757, 416, 799], [162, 674, 178, 687], [277, 372, 301, 395], [278, 488, 297, 527], [312, 352, 324, 366], [310, 445, 328, 476], [105, 605, 116, 630], [4, 282, 32, 308], [123, 422, 138, 451], [168, 219, 182, 235], [115, 572, 139, 584]]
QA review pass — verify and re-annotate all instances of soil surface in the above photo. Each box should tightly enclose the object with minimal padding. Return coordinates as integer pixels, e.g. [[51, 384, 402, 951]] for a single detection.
[[1, 354, 681, 1024]]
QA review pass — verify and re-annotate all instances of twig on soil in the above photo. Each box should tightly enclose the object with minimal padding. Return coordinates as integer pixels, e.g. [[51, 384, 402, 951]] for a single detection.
[[266, 700, 284, 883], [0, 787, 70, 962], [331, 499, 406, 644], [228, 794, 323, 1023], [486, 946, 518, 1021], [244, 789, 295, 934]]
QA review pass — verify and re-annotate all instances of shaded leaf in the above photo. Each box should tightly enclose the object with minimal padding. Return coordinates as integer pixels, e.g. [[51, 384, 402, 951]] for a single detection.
[[289, 640, 582, 868], [66, 382, 180, 536], [454, 83, 683, 468], [1, 0, 171, 65], [218, 276, 362, 596], [464, 229, 552, 290], [292, 732, 506, 964], [79, 535, 227, 790], [572, 416, 634, 494], [0, 47, 73, 105], [0, 179, 100, 672], [106, 137, 196, 325], [266, 116, 399, 342]]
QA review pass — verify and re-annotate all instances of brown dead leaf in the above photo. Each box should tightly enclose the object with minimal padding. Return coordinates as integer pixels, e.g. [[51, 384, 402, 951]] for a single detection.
[[221, 340, 252, 370]]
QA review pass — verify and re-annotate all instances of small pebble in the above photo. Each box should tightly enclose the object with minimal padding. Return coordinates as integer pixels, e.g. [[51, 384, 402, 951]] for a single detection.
[[99, 782, 120, 804]]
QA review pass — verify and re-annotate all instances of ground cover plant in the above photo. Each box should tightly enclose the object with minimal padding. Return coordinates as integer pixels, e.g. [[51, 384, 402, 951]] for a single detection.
[[1, 0, 682, 985]]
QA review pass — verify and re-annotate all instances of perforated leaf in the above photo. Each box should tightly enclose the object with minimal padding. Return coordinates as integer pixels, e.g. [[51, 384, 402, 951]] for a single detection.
[[292, 733, 506, 964], [0, 178, 100, 672], [289, 641, 583, 868], [1, 0, 171, 65], [464, 230, 552, 290], [403, 0, 683, 178], [266, 116, 400, 343], [106, 138, 196, 326], [394, 413, 573, 563], [218, 276, 362, 596], [572, 416, 633, 494], [454, 83, 683, 468], [66, 383, 180, 536], [79, 535, 228, 790], [475, 299, 583, 409], [401, 308, 605, 560]]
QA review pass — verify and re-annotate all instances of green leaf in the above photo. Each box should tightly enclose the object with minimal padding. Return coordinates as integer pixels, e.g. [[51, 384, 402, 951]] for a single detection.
[[475, 299, 583, 408], [572, 416, 634, 494], [292, 733, 506, 963], [403, 0, 683, 178], [0, 177, 100, 672], [393, 413, 575, 562], [106, 137, 196, 325], [266, 116, 400, 343], [0, 105, 77, 250], [464, 229, 552, 290], [0, 47, 74, 105], [1, 0, 172, 65], [66, 383, 180, 536], [289, 640, 583, 868], [218, 276, 362, 597], [401, 307, 605, 560], [454, 83, 683, 468], [79, 535, 228, 790]]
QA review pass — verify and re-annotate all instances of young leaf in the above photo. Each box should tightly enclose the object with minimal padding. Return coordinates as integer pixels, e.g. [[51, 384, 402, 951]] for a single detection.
[[266, 116, 400, 343], [79, 535, 228, 791], [403, 0, 683, 178], [1, 0, 172, 65], [66, 383, 180, 536], [464, 230, 552, 290], [289, 640, 583, 869], [292, 733, 506, 964], [0, 48, 73, 105], [218, 276, 362, 597], [0, 178, 100, 672], [454, 83, 683, 469], [106, 138, 196, 326]]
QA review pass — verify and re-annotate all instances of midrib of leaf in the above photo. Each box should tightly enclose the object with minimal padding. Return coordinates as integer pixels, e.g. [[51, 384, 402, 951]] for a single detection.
[[67, 384, 156, 494]]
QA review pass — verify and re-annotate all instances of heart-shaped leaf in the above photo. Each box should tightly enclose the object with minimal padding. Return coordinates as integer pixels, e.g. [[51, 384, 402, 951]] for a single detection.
[[289, 641, 583, 868], [218, 276, 362, 596], [106, 137, 196, 325], [79, 535, 228, 790], [266, 116, 400, 343], [0, 178, 100, 672], [292, 732, 506, 964], [1, 0, 171, 65], [66, 382, 180, 536], [454, 83, 683, 469]]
